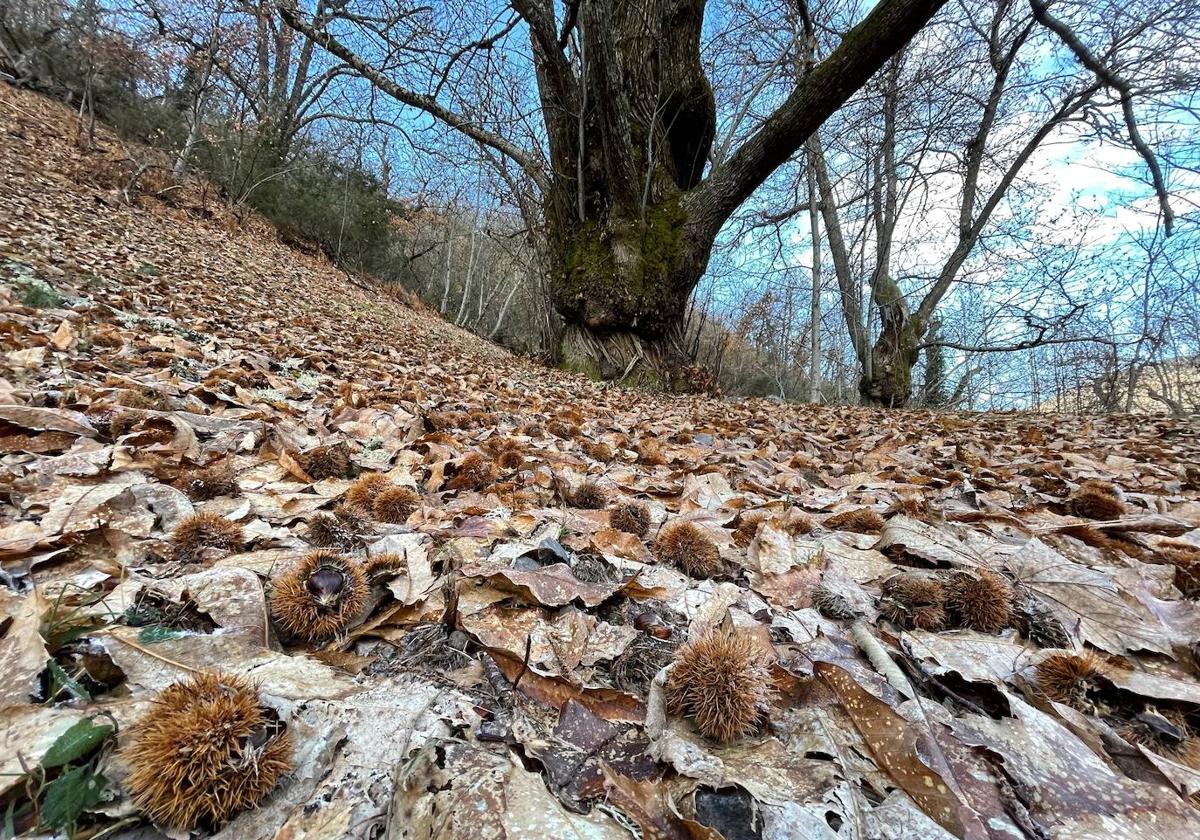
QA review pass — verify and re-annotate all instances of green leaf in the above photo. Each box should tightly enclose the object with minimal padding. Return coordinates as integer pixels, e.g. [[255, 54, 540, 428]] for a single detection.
[[138, 624, 185, 644], [44, 614, 104, 649], [39, 718, 113, 769], [39, 765, 107, 829], [44, 659, 91, 704]]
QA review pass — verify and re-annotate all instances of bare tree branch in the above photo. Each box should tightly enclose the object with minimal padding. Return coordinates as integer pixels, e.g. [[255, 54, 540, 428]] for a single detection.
[[685, 0, 949, 235], [274, 1, 550, 193], [1029, 0, 1174, 235], [916, 305, 1118, 354]]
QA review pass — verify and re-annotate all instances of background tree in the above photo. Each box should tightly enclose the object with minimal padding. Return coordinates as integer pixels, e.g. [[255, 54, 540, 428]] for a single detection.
[[728, 0, 1189, 405]]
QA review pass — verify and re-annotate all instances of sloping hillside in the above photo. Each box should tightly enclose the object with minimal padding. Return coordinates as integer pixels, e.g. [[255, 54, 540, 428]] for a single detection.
[[3, 84, 1200, 839]]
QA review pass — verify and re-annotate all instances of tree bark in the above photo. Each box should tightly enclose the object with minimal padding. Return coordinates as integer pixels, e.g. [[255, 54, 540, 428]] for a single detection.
[[536, 0, 715, 379], [806, 138, 822, 404], [860, 275, 923, 407]]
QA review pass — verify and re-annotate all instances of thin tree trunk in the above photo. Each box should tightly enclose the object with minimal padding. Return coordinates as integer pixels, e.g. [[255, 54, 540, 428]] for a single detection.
[[490, 276, 523, 339], [439, 223, 455, 315], [455, 224, 479, 326], [806, 139, 822, 404]]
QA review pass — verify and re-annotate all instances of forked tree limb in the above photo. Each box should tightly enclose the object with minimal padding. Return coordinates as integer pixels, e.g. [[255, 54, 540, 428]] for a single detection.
[[1029, 0, 1175, 235]]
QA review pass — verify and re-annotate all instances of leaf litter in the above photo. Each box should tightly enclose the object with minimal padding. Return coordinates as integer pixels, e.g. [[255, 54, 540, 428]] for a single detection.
[[1, 84, 1200, 838]]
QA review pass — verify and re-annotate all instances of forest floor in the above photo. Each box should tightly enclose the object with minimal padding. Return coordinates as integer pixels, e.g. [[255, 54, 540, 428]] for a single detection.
[[3, 83, 1200, 840]]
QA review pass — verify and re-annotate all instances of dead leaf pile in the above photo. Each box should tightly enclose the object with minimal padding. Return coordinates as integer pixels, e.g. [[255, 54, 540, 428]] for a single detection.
[[2, 84, 1200, 839]]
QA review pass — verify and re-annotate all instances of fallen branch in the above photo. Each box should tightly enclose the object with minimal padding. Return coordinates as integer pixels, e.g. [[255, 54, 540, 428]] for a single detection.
[[850, 619, 913, 698]]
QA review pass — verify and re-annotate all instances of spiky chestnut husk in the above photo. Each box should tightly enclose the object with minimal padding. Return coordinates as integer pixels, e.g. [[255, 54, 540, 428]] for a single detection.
[[547, 419, 581, 440], [296, 443, 353, 481], [1055, 523, 1130, 557], [171, 513, 244, 563], [516, 422, 543, 438], [636, 439, 667, 466], [488, 481, 518, 502], [123, 672, 291, 831], [782, 509, 817, 535], [581, 440, 615, 462], [497, 448, 525, 470], [484, 436, 523, 457], [373, 485, 420, 523], [1070, 480, 1125, 520], [945, 568, 1013, 633], [811, 586, 857, 621], [511, 488, 545, 509], [571, 554, 621, 583], [446, 452, 496, 491], [269, 551, 368, 642], [733, 511, 768, 547], [879, 575, 947, 631], [425, 411, 468, 432], [307, 507, 364, 550], [824, 508, 886, 534], [665, 627, 773, 742], [1118, 707, 1200, 768], [655, 522, 724, 579], [109, 410, 143, 440], [345, 473, 391, 513], [1185, 466, 1200, 491], [364, 552, 406, 579], [610, 502, 650, 538], [117, 389, 161, 409], [612, 633, 677, 694], [178, 464, 239, 500], [1016, 597, 1070, 648], [1035, 650, 1112, 710], [570, 480, 608, 510], [1157, 540, 1200, 598], [887, 496, 928, 520]]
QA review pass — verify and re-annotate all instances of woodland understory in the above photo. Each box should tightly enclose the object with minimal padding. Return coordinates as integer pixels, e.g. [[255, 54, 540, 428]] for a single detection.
[[2, 86, 1200, 840]]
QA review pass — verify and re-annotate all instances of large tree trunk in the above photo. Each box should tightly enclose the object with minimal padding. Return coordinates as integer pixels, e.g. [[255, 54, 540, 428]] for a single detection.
[[539, 0, 715, 382], [859, 275, 924, 406]]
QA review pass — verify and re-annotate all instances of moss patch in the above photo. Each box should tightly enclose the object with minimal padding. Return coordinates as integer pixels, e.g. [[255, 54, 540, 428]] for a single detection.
[[554, 196, 689, 335], [557, 357, 602, 380]]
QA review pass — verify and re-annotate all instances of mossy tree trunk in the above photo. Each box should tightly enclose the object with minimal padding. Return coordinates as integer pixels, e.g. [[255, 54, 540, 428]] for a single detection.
[[534, 0, 715, 380], [529, 0, 947, 382], [859, 275, 924, 406]]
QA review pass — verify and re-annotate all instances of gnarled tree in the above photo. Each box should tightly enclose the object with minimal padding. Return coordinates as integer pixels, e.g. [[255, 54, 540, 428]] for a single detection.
[[276, 0, 948, 381]]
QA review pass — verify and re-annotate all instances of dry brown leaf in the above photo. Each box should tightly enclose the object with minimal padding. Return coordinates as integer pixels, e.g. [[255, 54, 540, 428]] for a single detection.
[[0, 588, 48, 706], [0, 405, 97, 436]]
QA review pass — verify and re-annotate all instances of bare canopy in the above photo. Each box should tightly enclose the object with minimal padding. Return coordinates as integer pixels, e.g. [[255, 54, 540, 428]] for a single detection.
[[276, 0, 949, 382]]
